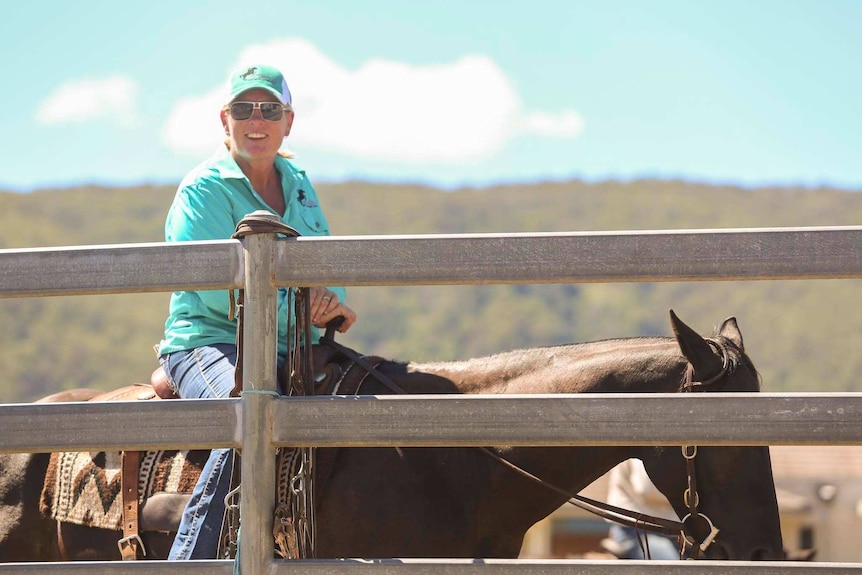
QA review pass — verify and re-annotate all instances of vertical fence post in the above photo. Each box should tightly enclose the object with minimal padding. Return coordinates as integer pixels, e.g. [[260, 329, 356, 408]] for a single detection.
[[238, 213, 279, 574]]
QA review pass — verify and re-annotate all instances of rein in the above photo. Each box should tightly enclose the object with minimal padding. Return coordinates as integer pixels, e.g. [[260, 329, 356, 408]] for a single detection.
[[317, 333, 734, 560]]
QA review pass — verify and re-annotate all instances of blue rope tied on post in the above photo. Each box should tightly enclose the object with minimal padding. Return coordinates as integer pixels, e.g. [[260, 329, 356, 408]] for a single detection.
[[232, 527, 242, 575]]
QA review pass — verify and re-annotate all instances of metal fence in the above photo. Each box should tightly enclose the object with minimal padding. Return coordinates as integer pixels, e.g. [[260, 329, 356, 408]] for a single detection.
[[2, 219, 862, 574]]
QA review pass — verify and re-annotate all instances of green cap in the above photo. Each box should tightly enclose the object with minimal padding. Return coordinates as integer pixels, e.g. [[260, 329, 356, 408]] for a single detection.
[[228, 65, 292, 105]]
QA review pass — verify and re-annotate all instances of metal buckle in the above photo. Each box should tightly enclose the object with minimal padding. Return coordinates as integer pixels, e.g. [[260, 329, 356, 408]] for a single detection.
[[117, 533, 146, 557], [682, 512, 720, 553]]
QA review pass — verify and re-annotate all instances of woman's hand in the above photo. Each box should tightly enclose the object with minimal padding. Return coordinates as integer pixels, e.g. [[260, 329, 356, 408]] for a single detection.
[[309, 288, 357, 332]]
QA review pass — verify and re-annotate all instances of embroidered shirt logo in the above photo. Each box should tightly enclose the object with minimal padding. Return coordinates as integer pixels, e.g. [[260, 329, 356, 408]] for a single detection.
[[297, 189, 317, 208]]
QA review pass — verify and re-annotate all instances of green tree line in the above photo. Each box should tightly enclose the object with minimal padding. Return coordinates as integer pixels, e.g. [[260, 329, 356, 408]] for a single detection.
[[1, 179, 860, 403]]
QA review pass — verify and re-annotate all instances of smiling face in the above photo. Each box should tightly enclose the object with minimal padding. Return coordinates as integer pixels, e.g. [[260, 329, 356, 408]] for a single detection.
[[220, 88, 294, 167]]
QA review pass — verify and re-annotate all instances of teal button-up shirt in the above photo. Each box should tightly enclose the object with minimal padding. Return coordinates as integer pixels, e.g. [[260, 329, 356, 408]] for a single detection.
[[158, 145, 345, 361]]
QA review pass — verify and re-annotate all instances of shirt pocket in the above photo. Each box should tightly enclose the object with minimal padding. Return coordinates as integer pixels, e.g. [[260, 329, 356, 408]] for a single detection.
[[294, 189, 329, 234]]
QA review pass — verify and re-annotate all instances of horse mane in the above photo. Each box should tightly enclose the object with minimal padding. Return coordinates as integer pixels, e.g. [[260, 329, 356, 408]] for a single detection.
[[409, 336, 668, 372], [404, 336, 685, 394], [403, 331, 761, 395], [704, 330, 762, 392]]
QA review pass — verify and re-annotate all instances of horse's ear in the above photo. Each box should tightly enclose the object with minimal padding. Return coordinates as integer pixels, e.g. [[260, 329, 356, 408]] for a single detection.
[[718, 316, 744, 351], [669, 310, 723, 375]]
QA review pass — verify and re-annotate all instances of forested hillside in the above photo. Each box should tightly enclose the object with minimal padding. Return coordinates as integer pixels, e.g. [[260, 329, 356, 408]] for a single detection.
[[1, 180, 860, 403]]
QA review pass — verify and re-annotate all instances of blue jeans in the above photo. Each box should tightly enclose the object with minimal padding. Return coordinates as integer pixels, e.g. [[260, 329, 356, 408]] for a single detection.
[[608, 524, 681, 560], [161, 343, 237, 560]]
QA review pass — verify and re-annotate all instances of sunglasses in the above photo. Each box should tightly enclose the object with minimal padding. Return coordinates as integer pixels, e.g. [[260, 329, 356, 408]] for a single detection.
[[226, 101, 290, 121]]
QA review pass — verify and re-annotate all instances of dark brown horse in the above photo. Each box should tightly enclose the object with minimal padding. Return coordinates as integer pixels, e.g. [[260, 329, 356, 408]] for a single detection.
[[0, 311, 784, 561]]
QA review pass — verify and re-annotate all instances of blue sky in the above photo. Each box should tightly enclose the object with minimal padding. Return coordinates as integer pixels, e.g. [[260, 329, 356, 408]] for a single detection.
[[2, 0, 860, 191]]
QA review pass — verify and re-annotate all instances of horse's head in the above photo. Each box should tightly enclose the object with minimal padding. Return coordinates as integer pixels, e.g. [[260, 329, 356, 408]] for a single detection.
[[641, 311, 784, 560]]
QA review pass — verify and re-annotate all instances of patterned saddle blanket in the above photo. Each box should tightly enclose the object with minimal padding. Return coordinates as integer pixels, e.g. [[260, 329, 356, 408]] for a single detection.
[[40, 447, 207, 531]]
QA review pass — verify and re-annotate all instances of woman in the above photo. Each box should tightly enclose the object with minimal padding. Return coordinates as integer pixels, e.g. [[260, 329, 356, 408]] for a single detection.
[[157, 64, 357, 559]]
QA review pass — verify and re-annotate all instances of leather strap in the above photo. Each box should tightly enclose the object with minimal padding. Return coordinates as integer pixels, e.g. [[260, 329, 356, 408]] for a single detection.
[[118, 450, 145, 560], [230, 288, 245, 398], [318, 327, 406, 395]]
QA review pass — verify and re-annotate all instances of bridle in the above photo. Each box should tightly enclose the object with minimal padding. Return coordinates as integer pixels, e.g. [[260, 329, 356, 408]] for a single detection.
[[320, 333, 736, 560], [675, 338, 734, 558]]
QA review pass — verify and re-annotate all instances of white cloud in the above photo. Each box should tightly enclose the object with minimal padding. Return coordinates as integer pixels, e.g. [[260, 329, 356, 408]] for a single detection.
[[36, 76, 139, 126], [161, 89, 227, 156], [522, 110, 584, 138], [161, 38, 583, 163]]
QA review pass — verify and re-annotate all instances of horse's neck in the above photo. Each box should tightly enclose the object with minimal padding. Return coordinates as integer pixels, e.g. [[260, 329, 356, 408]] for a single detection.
[[408, 337, 686, 394], [404, 339, 688, 533], [455, 443, 643, 546]]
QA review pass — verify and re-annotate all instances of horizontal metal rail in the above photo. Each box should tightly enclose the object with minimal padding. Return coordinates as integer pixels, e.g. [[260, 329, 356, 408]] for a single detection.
[[0, 240, 242, 297], [3, 393, 862, 453], [0, 558, 860, 574], [275, 226, 862, 286], [0, 562, 230, 574], [0, 398, 239, 453], [270, 392, 862, 447], [2, 227, 861, 298], [275, 559, 862, 574]]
